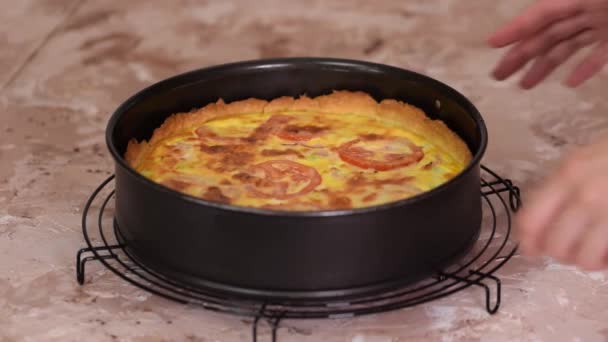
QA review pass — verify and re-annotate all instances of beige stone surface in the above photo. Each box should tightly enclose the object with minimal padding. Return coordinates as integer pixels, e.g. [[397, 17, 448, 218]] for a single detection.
[[1, 0, 608, 341], [0, 0, 82, 90]]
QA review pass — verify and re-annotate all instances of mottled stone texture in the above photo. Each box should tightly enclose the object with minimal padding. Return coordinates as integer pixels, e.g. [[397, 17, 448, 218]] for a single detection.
[[1, 0, 608, 341]]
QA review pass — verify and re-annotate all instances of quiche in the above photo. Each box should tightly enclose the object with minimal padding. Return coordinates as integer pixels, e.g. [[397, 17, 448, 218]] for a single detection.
[[125, 91, 472, 211]]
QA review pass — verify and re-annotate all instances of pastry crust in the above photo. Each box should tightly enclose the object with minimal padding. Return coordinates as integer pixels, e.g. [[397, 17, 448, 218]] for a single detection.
[[125, 91, 472, 168]]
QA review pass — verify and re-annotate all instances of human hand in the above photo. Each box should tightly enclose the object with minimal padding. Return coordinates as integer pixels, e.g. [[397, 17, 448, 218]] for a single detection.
[[516, 135, 608, 270], [488, 0, 608, 89]]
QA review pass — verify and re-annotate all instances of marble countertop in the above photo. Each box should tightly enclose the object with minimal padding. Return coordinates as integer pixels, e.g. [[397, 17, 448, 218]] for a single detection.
[[1, 0, 608, 341]]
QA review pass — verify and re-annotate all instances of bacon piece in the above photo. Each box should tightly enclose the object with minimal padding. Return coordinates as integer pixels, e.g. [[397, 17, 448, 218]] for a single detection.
[[328, 195, 352, 209], [362, 193, 377, 202], [261, 149, 304, 158], [276, 124, 328, 141], [161, 179, 191, 191], [346, 173, 414, 188], [202, 186, 231, 204], [245, 115, 292, 143], [360, 133, 382, 141]]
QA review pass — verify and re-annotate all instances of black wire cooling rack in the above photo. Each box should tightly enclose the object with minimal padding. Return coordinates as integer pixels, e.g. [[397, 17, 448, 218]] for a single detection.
[[76, 164, 521, 342]]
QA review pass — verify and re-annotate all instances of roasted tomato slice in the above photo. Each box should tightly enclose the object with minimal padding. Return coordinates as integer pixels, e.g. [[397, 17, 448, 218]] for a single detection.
[[276, 124, 327, 142], [337, 137, 424, 171], [237, 160, 321, 199]]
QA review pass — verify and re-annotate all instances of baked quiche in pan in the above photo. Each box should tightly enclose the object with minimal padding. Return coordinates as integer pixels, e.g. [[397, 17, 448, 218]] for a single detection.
[[125, 91, 472, 211]]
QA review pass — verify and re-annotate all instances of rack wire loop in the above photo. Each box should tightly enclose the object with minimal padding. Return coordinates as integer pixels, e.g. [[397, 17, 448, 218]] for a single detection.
[[76, 165, 521, 342], [252, 304, 267, 342], [480, 165, 522, 211], [252, 305, 283, 342], [471, 271, 501, 315], [76, 245, 123, 285], [269, 315, 282, 342]]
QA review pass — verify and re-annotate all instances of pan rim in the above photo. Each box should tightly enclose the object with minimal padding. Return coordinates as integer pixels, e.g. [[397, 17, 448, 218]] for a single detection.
[[105, 57, 488, 218]]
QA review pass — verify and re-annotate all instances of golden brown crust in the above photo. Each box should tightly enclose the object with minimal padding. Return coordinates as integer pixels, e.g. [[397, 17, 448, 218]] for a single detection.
[[376, 99, 472, 165], [124, 139, 149, 167], [125, 91, 472, 168]]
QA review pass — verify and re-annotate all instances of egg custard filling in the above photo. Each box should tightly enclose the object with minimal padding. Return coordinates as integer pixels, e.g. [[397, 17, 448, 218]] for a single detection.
[[125, 91, 472, 211]]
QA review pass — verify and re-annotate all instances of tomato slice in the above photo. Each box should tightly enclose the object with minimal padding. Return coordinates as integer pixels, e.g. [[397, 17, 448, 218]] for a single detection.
[[239, 160, 321, 199], [337, 137, 424, 171]]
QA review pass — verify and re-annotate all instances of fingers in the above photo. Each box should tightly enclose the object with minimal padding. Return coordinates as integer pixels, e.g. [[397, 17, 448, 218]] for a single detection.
[[488, 0, 582, 48], [573, 220, 608, 270], [565, 41, 608, 87], [530, 181, 608, 270], [519, 30, 595, 88], [516, 148, 597, 255], [541, 202, 590, 262], [516, 169, 575, 255], [492, 14, 589, 81], [517, 136, 608, 268]]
